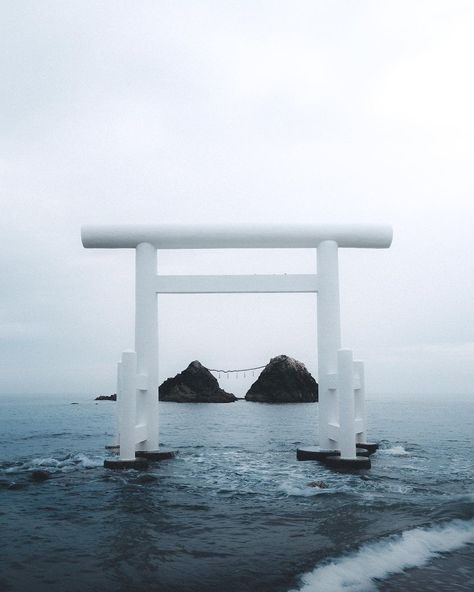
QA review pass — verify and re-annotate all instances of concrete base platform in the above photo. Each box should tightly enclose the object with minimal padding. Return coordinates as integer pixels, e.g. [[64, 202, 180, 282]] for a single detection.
[[356, 442, 379, 455], [297, 447, 340, 461], [353, 447, 370, 457], [297, 447, 372, 470], [104, 457, 149, 470], [323, 454, 371, 470], [135, 449, 176, 461]]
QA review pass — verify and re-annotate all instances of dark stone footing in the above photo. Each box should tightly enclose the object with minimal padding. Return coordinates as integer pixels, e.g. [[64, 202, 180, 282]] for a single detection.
[[297, 447, 340, 461], [105, 444, 120, 451], [135, 449, 176, 461], [356, 442, 379, 455], [104, 458, 149, 470], [353, 447, 370, 457], [323, 455, 371, 470], [297, 447, 372, 470]]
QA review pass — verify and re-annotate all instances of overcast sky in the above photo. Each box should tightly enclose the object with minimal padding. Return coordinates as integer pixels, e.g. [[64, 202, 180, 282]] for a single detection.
[[1, 0, 473, 397]]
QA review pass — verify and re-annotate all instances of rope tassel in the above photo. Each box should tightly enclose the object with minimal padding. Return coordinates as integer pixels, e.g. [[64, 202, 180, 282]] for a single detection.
[[210, 364, 265, 382]]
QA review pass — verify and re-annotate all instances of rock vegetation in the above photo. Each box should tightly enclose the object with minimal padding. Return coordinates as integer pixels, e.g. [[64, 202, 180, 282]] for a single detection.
[[245, 355, 318, 403]]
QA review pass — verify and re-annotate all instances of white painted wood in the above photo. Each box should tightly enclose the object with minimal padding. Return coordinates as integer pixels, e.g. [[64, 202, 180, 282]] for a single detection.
[[155, 274, 319, 294], [354, 418, 364, 434], [338, 349, 357, 459], [136, 373, 148, 391], [317, 240, 341, 450], [135, 243, 159, 452], [328, 422, 340, 442], [135, 423, 147, 444], [82, 223, 393, 249], [118, 351, 137, 461], [354, 361, 367, 443]]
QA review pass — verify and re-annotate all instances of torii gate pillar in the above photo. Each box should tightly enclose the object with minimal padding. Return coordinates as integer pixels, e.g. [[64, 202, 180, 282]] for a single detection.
[[317, 240, 341, 451], [135, 242, 160, 453]]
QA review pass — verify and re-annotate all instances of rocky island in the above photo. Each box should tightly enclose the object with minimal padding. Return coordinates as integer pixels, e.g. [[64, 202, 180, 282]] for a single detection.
[[95, 393, 117, 401], [245, 355, 318, 403], [159, 360, 237, 403]]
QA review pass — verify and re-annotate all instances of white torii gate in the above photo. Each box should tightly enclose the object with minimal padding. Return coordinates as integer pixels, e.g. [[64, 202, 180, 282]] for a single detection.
[[81, 223, 392, 469]]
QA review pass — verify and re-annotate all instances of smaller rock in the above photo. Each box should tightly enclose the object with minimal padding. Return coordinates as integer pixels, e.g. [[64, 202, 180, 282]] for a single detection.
[[134, 474, 158, 484], [95, 394, 117, 401], [307, 481, 328, 489], [30, 470, 50, 482], [0, 478, 12, 490], [8, 482, 27, 490]]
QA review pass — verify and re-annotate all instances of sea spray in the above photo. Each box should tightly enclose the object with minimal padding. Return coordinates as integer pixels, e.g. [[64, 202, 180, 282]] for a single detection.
[[292, 518, 474, 592]]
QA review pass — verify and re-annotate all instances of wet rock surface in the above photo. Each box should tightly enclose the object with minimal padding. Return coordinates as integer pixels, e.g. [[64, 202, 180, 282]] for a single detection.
[[30, 470, 51, 482], [245, 355, 318, 403], [94, 394, 117, 401], [159, 361, 237, 403]]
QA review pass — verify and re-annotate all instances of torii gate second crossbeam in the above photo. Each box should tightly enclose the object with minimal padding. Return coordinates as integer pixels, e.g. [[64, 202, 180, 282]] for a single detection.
[[81, 223, 393, 470]]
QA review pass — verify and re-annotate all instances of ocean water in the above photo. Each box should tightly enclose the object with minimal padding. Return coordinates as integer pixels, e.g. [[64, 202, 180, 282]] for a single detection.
[[1, 394, 473, 592]]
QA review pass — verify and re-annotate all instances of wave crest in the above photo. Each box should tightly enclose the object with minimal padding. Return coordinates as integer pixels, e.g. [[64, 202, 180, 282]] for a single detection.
[[380, 445, 409, 456], [4, 452, 104, 474], [291, 518, 474, 592]]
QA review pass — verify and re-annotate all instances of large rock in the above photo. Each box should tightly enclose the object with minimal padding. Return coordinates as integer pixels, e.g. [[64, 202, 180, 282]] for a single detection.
[[245, 355, 318, 403], [159, 361, 237, 403]]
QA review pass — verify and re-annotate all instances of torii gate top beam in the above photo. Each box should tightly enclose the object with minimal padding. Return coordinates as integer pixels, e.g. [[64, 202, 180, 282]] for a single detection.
[[81, 224, 392, 250]]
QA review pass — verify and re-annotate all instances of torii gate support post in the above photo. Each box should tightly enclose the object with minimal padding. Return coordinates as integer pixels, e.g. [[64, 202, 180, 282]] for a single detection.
[[317, 240, 341, 452], [104, 350, 148, 469], [134, 242, 159, 454], [298, 240, 374, 469], [133, 242, 176, 462], [354, 360, 367, 445]]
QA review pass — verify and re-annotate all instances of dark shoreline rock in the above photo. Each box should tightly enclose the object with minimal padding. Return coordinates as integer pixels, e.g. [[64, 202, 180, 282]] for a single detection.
[[30, 470, 50, 482], [159, 361, 237, 403], [95, 394, 117, 401], [245, 355, 318, 403]]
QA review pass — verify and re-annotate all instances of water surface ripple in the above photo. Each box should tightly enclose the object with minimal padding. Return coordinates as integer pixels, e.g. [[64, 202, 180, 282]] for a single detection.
[[1, 395, 473, 592]]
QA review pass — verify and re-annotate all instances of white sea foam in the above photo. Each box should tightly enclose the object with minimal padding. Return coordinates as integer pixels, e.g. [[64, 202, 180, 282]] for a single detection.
[[380, 445, 409, 456], [291, 518, 474, 592], [32, 457, 62, 467], [279, 481, 331, 497], [4, 453, 104, 474], [71, 452, 103, 468]]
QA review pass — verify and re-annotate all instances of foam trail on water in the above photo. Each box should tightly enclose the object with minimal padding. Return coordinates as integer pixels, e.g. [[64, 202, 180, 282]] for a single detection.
[[4, 452, 104, 474], [278, 482, 330, 497], [380, 445, 409, 456], [291, 518, 474, 592]]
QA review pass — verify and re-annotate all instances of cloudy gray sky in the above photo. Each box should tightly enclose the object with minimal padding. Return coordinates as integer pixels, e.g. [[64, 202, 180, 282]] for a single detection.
[[1, 0, 473, 397]]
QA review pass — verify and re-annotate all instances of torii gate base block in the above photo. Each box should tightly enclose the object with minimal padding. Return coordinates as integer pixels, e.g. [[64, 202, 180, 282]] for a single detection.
[[296, 442, 379, 470], [104, 450, 176, 470], [104, 457, 149, 470], [357, 442, 379, 455], [136, 449, 176, 461]]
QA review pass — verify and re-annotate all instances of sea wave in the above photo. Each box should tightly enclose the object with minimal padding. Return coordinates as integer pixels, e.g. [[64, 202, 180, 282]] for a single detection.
[[379, 445, 409, 456], [290, 518, 474, 592], [3, 452, 104, 474], [278, 481, 333, 497]]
